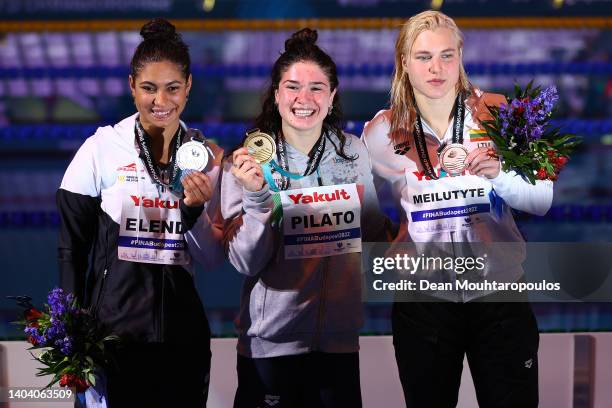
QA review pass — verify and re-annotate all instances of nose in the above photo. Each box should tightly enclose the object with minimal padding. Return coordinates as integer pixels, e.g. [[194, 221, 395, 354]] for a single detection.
[[296, 87, 312, 102], [154, 90, 167, 106], [429, 57, 441, 74]]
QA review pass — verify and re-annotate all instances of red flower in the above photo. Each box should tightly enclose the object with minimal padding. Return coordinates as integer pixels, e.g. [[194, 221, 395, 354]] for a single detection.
[[554, 156, 568, 167], [25, 308, 43, 323], [548, 172, 558, 181], [536, 168, 547, 180], [59, 374, 89, 393], [513, 97, 531, 116], [27, 336, 38, 346], [547, 150, 556, 159]]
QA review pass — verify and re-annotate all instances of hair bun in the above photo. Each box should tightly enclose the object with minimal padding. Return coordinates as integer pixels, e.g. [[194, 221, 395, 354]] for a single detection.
[[284, 28, 318, 52], [140, 18, 180, 42]]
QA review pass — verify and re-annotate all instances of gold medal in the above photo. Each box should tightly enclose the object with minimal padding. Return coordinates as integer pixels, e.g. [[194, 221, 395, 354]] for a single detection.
[[439, 143, 468, 175], [244, 129, 276, 164]]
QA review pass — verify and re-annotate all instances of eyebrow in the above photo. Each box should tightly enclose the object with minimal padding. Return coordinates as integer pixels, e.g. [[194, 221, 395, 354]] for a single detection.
[[139, 80, 183, 86], [413, 48, 456, 55], [283, 79, 329, 87]]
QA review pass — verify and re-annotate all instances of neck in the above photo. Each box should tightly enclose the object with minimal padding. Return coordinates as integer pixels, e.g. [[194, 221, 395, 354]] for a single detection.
[[281, 124, 322, 155], [414, 90, 458, 140], [141, 120, 179, 164]]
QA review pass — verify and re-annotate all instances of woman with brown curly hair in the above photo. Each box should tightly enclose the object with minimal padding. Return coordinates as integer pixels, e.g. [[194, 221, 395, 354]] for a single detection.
[[222, 28, 388, 407]]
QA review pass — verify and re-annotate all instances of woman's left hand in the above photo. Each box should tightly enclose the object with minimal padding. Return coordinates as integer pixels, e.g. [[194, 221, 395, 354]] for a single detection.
[[465, 147, 500, 179], [182, 172, 213, 207]]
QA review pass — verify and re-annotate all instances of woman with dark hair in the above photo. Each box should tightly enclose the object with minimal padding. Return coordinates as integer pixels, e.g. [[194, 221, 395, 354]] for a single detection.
[[221, 28, 388, 407], [57, 18, 223, 407]]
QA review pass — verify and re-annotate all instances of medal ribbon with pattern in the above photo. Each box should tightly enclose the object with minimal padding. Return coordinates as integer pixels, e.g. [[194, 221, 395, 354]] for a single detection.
[[267, 129, 327, 191], [413, 93, 465, 180], [135, 119, 183, 190]]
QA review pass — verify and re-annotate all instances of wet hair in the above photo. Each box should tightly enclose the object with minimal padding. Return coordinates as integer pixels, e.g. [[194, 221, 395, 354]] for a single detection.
[[253, 28, 354, 161], [130, 18, 190, 79], [390, 10, 472, 144]]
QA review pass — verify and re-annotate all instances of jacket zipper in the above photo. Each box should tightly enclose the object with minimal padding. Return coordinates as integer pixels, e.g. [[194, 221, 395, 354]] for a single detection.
[[312, 257, 330, 350], [93, 216, 111, 315], [92, 269, 108, 315]]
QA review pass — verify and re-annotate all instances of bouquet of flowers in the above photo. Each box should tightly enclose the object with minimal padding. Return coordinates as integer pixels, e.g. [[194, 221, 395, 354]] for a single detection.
[[10, 288, 118, 395], [481, 81, 581, 184]]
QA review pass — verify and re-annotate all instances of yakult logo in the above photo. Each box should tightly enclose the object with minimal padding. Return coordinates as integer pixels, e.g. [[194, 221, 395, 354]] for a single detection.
[[130, 196, 179, 209], [288, 189, 351, 205], [412, 169, 467, 181]]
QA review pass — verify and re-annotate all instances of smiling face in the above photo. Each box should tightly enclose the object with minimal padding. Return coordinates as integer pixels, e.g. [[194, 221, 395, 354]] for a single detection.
[[274, 60, 336, 138], [403, 27, 460, 102], [129, 60, 191, 133]]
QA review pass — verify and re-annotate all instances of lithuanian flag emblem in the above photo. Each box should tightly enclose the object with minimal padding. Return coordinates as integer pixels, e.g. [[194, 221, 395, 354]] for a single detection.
[[469, 129, 490, 142]]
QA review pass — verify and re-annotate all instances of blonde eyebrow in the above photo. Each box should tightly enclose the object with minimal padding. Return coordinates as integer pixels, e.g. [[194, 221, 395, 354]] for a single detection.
[[413, 48, 456, 55]]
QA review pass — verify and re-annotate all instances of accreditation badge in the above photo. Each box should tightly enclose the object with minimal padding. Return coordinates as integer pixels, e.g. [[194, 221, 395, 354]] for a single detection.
[[280, 183, 362, 260], [117, 190, 190, 265], [404, 169, 492, 236]]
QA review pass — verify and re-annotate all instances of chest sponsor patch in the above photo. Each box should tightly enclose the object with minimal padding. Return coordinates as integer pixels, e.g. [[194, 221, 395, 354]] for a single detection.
[[280, 183, 362, 259]]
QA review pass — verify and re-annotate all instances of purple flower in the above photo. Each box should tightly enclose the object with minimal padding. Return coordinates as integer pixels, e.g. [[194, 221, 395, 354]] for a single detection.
[[501, 86, 558, 143], [47, 287, 77, 317], [54, 336, 73, 355], [45, 318, 67, 342], [60, 336, 73, 355], [498, 103, 511, 138], [25, 326, 46, 346], [531, 124, 544, 140], [47, 288, 68, 316], [534, 86, 558, 120]]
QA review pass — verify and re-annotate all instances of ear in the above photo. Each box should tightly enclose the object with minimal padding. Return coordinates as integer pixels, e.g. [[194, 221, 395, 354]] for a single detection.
[[274, 88, 279, 105], [128, 75, 136, 98], [330, 88, 337, 106], [401, 53, 409, 71], [185, 74, 192, 95]]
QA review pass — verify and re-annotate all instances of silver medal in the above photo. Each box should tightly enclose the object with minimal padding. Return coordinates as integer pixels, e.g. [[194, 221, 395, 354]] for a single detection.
[[177, 141, 209, 171]]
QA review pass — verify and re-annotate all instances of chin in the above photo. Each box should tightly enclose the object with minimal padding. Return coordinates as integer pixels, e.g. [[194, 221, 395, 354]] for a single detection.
[[151, 115, 178, 127], [294, 121, 322, 132], [425, 88, 454, 100]]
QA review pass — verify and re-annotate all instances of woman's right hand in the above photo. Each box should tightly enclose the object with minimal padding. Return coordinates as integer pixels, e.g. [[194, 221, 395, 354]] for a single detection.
[[231, 147, 266, 192]]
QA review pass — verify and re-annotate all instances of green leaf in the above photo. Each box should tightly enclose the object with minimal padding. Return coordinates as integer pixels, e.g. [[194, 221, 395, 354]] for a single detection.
[[87, 372, 96, 386]]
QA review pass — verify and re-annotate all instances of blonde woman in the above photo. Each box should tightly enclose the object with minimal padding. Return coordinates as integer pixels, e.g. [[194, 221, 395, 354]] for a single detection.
[[362, 10, 552, 407]]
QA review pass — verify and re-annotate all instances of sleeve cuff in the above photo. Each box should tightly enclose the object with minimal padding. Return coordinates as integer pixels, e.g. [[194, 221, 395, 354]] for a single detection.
[[180, 201, 205, 231], [243, 184, 273, 212], [488, 168, 513, 192]]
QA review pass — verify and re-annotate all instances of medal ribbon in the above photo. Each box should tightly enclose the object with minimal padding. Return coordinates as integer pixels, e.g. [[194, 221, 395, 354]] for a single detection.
[[413, 93, 465, 180], [135, 119, 183, 190], [264, 130, 327, 192]]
